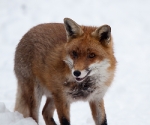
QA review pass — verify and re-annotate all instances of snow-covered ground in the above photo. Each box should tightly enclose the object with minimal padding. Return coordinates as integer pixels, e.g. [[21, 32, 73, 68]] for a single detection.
[[0, 0, 150, 125]]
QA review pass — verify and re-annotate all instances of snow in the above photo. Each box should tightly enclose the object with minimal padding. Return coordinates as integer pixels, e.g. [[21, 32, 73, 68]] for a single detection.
[[0, 0, 150, 125], [0, 102, 37, 125]]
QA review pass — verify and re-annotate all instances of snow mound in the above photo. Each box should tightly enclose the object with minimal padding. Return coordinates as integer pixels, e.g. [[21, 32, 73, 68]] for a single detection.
[[0, 102, 37, 125]]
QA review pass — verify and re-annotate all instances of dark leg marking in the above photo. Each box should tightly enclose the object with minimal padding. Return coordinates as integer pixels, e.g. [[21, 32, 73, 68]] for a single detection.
[[50, 117, 57, 125], [101, 115, 107, 125], [61, 117, 70, 125]]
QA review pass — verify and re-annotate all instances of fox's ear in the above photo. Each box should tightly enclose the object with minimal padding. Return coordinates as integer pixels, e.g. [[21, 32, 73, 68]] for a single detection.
[[92, 25, 111, 46], [64, 18, 83, 40]]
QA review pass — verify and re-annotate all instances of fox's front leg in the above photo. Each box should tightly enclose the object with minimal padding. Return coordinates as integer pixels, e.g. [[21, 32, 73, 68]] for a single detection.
[[89, 99, 107, 125], [53, 93, 70, 125]]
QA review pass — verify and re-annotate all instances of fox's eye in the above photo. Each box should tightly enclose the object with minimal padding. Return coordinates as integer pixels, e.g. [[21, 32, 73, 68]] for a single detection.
[[88, 53, 95, 58], [72, 51, 78, 58]]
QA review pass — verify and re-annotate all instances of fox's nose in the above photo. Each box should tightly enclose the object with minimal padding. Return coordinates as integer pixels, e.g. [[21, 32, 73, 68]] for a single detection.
[[73, 70, 81, 77]]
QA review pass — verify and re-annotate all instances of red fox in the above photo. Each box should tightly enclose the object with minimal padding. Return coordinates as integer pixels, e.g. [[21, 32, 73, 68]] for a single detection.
[[14, 18, 116, 125]]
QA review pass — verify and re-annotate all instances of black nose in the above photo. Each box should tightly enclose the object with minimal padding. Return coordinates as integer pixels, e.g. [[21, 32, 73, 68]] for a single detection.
[[73, 70, 81, 77]]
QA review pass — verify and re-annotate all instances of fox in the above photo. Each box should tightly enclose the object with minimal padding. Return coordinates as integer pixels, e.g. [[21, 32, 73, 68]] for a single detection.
[[14, 18, 116, 125]]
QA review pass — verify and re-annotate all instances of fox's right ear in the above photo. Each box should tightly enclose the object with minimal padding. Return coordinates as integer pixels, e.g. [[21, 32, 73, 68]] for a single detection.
[[64, 18, 83, 41]]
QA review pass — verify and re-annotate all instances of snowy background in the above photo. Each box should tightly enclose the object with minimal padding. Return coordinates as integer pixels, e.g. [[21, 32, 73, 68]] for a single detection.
[[0, 0, 150, 125]]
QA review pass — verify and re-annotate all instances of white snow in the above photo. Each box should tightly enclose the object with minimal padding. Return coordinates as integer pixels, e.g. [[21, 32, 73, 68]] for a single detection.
[[0, 0, 150, 125], [0, 102, 37, 125]]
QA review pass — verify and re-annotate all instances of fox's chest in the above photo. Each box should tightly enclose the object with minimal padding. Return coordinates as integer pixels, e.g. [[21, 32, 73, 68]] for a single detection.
[[64, 77, 108, 102]]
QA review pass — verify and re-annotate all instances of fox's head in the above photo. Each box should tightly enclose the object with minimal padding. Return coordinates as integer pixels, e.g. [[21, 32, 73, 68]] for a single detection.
[[63, 18, 116, 83]]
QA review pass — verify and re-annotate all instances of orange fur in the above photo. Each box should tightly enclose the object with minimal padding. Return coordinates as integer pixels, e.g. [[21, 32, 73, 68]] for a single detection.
[[14, 18, 116, 125]]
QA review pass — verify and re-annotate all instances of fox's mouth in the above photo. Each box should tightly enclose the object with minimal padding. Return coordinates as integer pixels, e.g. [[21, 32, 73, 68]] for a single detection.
[[75, 71, 91, 82]]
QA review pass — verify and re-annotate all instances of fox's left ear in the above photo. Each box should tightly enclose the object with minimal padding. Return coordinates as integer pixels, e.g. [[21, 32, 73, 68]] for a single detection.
[[92, 25, 111, 47], [64, 18, 84, 41]]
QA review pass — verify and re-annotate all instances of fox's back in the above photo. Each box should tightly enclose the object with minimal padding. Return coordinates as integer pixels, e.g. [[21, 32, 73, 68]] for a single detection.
[[14, 23, 67, 80]]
